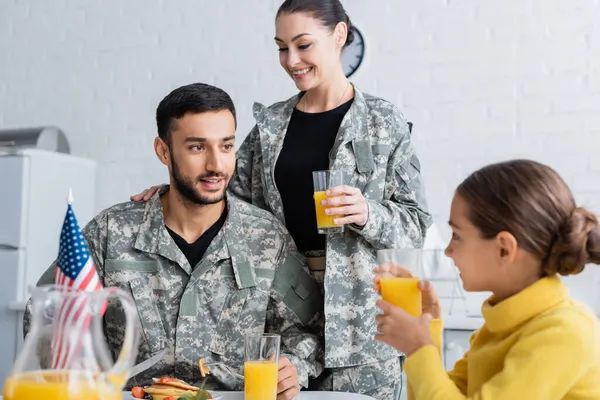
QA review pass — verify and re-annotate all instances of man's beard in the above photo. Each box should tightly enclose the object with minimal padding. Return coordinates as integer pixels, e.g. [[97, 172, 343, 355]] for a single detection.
[[170, 152, 227, 206]]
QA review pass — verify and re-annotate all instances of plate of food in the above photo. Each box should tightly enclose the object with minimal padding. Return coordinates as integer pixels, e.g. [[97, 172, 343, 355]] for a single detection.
[[127, 359, 221, 400]]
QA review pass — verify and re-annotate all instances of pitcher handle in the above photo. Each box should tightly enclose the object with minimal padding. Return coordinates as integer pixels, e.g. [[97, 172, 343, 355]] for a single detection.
[[100, 287, 141, 379]]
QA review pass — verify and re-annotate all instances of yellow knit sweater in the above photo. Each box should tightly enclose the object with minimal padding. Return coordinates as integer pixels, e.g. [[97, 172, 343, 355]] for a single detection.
[[405, 276, 600, 399]]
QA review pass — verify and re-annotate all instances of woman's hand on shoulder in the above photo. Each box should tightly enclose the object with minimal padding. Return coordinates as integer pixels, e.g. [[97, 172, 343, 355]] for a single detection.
[[130, 185, 164, 202]]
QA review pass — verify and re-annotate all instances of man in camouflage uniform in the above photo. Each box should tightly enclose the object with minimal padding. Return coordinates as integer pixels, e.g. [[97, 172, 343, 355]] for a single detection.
[[24, 83, 323, 396], [229, 85, 432, 399]]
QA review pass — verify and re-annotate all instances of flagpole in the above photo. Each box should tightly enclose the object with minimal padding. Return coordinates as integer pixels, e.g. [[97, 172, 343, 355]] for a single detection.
[[53, 186, 104, 370]]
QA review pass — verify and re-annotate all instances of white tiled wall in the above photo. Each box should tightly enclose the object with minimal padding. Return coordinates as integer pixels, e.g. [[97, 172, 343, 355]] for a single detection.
[[2, 0, 600, 313]]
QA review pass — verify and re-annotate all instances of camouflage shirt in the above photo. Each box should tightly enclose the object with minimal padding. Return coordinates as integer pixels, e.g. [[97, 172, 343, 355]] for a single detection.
[[24, 189, 323, 389], [229, 85, 433, 368]]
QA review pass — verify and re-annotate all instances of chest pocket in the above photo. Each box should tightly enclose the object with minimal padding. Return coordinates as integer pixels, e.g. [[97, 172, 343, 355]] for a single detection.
[[104, 259, 168, 356], [208, 261, 269, 362], [352, 140, 375, 175], [372, 143, 391, 165], [350, 140, 391, 201]]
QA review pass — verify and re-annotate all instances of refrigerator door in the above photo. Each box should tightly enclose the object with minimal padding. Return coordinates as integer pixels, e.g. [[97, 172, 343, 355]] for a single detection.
[[0, 156, 29, 248], [0, 248, 25, 387]]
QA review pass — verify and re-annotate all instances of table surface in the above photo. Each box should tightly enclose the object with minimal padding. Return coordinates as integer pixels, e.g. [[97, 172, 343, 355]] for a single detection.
[[202, 392, 374, 399], [1, 391, 376, 399], [129, 392, 375, 399]]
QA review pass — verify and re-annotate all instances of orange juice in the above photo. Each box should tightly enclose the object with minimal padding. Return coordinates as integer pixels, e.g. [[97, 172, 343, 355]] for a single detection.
[[3, 371, 122, 400], [429, 318, 443, 357], [244, 360, 278, 400], [313, 191, 340, 229], [380, 277, 422, 316]]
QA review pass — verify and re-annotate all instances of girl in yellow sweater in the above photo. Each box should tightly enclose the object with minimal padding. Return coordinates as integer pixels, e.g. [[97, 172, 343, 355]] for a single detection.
[[373, 159, 600, 399]]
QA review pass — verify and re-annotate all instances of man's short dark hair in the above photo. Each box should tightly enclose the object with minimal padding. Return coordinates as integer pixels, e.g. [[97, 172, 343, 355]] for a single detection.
[[156, 83, 237, 144]]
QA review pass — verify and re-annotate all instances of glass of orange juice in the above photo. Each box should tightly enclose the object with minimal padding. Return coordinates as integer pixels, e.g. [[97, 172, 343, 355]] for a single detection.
[[377, 249, 427, 317], [244, 333, 280, 400], [312, 169, 344, 234]]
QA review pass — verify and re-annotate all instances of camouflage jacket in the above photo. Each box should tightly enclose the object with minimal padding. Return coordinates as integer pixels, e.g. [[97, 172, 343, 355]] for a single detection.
[[229, 84, 433, 368], [24, 190, 323, 389]]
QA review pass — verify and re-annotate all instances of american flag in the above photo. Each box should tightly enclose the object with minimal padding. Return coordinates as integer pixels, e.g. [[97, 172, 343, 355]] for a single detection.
[[51, 200, 103, 369]]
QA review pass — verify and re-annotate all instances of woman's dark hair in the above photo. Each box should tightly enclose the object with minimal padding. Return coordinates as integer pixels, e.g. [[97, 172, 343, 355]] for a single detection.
[[456, 159, 600, 276], [276, 0, 355, 47]]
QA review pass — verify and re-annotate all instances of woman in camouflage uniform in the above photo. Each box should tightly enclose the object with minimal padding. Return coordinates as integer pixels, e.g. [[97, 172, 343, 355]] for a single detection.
[[132, 1, 431, 398]]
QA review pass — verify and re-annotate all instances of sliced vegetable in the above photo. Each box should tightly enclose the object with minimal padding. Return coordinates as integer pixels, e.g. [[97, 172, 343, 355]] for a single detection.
[[131, 386, 146, 399]]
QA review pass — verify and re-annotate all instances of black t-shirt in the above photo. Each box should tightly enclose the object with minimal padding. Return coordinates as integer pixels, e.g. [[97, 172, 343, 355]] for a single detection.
[[274, 98, 353, 253], [166, 207, 228, 269]]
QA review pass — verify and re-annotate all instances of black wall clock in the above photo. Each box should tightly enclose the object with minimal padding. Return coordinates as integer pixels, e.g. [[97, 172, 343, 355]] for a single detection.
[[342, 27, 365, 78]]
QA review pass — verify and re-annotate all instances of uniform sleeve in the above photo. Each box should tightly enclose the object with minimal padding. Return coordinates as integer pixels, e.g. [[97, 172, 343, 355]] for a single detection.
[[350, 110, 432, 249], [404, 312, 597, 400], [265, 228, 324, 388]]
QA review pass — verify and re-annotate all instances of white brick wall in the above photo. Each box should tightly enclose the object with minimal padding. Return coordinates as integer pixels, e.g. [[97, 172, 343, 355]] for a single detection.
[[2, 1, 600, 311]]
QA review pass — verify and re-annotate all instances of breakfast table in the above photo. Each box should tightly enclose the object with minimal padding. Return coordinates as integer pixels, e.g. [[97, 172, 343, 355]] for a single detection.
[[0, 391, 378, 399], [179, 393, 375, 399]]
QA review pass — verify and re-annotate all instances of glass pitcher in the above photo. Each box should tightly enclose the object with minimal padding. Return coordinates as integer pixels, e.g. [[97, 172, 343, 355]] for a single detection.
[[3, 284, 140, 400]]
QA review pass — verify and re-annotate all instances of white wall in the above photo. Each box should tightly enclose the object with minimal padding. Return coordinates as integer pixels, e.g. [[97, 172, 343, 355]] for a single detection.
[[2, 0, 600, 312]]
